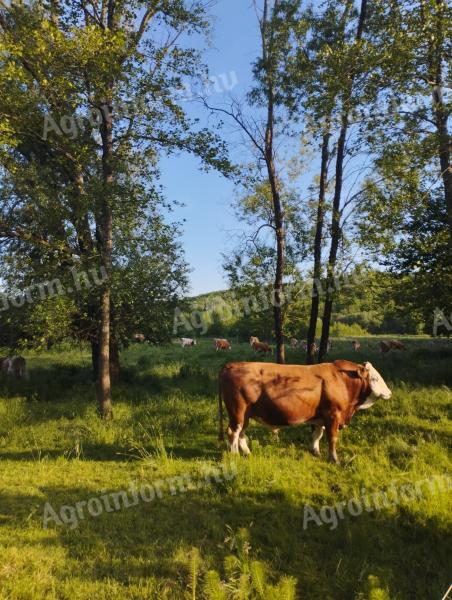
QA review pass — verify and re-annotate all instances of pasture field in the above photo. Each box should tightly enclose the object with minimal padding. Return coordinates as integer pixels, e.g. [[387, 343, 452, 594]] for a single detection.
[[0, 338, 451, 600]]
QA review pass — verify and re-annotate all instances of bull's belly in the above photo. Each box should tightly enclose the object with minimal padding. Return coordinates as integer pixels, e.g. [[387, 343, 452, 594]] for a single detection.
[[249, 392, 320, 428], [252, 416, 324, 429], [252, 415, 310, 428]]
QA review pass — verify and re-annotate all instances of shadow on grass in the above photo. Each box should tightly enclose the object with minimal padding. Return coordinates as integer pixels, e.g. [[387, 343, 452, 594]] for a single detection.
[[4, 482, 450, 600]]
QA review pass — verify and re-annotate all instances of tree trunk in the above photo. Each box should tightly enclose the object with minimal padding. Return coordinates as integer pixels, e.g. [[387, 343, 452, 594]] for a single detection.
[[266, 120, 286, 364], [97, 99, 114, 419], [262, 0, 285, 364], [91, 327, 120, 382], [319, 116, 347, 363], [429, 0, 452, 247], [318, 0, 368, 363], [274, 213, 286, 364], [307, 127, 330, 364]]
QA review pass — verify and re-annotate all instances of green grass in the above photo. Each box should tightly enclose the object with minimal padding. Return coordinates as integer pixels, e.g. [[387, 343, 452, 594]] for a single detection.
[[0, 338, 451, 599]]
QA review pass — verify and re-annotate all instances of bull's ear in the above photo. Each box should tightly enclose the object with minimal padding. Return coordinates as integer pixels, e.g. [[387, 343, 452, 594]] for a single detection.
[[334, 359, 363, 379], [334, 359, 361, 372], [358, 364, 368, 378]]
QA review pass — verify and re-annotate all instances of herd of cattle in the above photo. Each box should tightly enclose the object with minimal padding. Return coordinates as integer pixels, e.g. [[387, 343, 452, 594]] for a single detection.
[[178, 336, 406, 355], [1, 337, 409, 462]]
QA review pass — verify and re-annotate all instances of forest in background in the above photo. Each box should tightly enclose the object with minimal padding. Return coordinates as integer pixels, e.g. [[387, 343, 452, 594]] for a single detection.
[[0, 0, 450, 416]]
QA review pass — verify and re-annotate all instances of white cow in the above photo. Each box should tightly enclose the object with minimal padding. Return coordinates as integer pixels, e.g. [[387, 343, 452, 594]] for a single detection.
[[180, 338, 196, 347], [1, 356, 28, 379]]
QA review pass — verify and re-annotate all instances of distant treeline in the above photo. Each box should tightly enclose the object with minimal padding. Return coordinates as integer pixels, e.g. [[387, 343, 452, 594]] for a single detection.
[[175, 269, 440, 341]]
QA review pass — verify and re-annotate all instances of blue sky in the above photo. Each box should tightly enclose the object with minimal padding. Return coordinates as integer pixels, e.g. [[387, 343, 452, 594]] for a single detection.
[[159, 1, 261, 296]]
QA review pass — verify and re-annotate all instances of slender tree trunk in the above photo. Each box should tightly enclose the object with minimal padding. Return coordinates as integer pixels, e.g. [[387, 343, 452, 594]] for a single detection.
[[91, 326, 120, 381], [307, 126, 330, 364], [318, 0, 368, 362], [319, 116, 347, 362], [433, 89, 452, 246], [97, 99, 114, 419], [429, 0, 452, 247], [261, 0, 285, 363], [109, 300, 121, 381], [266, 111, 286, 364], [273, 198, 286, 364]]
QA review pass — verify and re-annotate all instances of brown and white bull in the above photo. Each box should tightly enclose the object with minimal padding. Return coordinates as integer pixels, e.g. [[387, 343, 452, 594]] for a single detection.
[[252, 341, 272, 355], [218, 360, 391, 463], [351, 340, 361, 351], [215, 338, 231, 351]]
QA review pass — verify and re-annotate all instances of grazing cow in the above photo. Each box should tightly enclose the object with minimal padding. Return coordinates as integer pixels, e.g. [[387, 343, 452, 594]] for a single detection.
[[380, 341, 391, 353], [1, 356, 27, 379], [218, 359, 391, 463], [133, 333, 146, 343], [180, 337, 196, 347], [252, 341, 272, 355], [249, 336, 259, 347], [215, 338, 231, 351], [389, 339, 405, 350], [351, 340, 361, 351], [290, 338, 299, 348]]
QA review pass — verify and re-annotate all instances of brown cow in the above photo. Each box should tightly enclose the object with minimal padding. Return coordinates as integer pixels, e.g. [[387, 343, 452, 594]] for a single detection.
[[249, 336, 259, 347], [309, 342, 318, 355], [252, 341, 272, 355], [351, 340, 361, 351], [215, 338, 231, 351], [389, 339, 405, 350], [218, 360, 391, 463], [380, 341, 391, 353]]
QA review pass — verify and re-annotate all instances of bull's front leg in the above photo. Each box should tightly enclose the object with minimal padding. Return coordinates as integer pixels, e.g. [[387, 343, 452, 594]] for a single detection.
[[325, 417, 340, 464], [311, 425, 325, 457]]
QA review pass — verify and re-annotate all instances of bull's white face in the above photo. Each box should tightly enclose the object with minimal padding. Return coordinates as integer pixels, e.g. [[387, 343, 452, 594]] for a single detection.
[[359, 362, 392, 409]]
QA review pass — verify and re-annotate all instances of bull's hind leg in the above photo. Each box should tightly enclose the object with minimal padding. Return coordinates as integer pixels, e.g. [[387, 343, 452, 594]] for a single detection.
[[311, 425, 325, 457], [227, 424, 242, 454], [228, 415, 250, 456], [325, 418, 340, 464], [238, 433, 251, 456], [238, 418, 251, 456]]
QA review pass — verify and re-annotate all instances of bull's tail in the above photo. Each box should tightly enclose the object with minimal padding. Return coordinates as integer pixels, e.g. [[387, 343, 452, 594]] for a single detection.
[[218, 374, 224, 442]]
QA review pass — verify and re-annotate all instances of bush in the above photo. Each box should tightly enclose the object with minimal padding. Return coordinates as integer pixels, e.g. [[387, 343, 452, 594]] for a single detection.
[[330, 322, 369, 336]]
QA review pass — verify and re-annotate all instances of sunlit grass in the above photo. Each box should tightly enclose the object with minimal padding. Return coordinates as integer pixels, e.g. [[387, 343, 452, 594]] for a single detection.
[[0, 337, 450, 599]]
